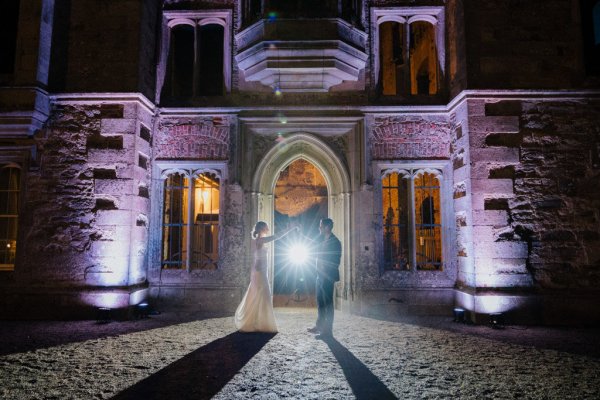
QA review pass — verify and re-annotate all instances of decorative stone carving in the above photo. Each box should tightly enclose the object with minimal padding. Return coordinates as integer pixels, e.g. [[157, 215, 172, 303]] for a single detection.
[[155, 118, 230, 160], [370, 116, 452, 159]]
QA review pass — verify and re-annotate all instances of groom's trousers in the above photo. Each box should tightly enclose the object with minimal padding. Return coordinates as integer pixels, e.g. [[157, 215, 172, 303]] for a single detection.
[[316, 277, 335, 334]]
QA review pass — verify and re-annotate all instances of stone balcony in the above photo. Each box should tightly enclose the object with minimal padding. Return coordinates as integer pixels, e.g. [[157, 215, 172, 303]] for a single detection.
[[235, 19, 368, 92]]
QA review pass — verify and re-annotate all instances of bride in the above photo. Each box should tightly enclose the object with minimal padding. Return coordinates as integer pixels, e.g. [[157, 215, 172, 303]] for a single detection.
[[234, 221, 296, 332]]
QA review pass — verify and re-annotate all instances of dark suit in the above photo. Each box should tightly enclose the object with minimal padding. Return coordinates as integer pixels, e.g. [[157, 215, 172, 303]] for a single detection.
[[315, 233, 342, 335]]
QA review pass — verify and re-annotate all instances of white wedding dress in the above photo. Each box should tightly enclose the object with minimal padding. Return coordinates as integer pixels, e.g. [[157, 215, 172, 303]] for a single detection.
[[234, 240, 278, 332]]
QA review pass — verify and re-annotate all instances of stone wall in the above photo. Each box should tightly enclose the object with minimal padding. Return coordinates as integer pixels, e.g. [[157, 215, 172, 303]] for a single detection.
[[461, 96, 600, 291], [464, 0, 585, 89], [64, 0, 148, 93], [16, 99, 153, 290]]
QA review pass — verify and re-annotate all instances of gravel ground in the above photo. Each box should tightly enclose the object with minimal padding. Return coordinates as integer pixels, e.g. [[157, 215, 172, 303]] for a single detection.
[[1, 308, 599, 399]]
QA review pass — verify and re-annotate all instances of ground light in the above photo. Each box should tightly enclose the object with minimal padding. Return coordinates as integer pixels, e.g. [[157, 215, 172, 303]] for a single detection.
[[490, 312, 505, 329], [135, 302, 150, 319], [453, 307, 466, 323]]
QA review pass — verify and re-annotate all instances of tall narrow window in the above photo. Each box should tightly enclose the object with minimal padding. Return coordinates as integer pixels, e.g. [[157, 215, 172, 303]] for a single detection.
[[0, 0, 20, 74], [379, 21, 408, 95], [164, 25, 195, 98], [0, 165, 21, 270], [197, 24, 224, 96], [192, 172, 219, 269], [162, 169, 220, 270], [374, 8, 444, 96], [379, 20, 439, 96], [382, 171, 410, 269], [413, 172, 442, 270], [382, 169, 444, 271], [409, 21, 438, 95], [162, 173, 189, 269]]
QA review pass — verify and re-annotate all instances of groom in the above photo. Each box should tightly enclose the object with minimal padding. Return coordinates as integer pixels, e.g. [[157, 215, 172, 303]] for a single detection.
[[308, 218, 342, 338]]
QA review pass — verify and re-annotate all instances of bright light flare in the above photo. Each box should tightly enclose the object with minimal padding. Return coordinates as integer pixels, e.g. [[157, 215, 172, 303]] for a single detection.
[[287, 243, 309, 265]]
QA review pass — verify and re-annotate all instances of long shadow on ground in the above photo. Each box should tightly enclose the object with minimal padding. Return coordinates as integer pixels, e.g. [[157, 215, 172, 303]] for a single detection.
[[112, 331, 276, 400], [0, 312, 229, 356], [321, 336, 398, 400]]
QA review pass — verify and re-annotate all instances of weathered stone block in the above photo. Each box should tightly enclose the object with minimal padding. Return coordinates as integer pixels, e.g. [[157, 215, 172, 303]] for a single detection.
[[88, 148, 135, 164], [471, 178, 514, 195], [94, 179, 133, 195], [100, 118, 136, 135], [472, 210, 509, 227], [94, 209, 132, 226], [89, 239, 131, 258], [474, 241, 529, 259], [472, 226, 495, 241], [470, 148, 520, 164], [469, 116, 520, 134]]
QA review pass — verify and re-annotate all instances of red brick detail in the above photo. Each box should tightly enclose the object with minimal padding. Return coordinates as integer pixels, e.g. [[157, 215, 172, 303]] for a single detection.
[[155, 121, 229, 160], [370, 117, 451, 160]]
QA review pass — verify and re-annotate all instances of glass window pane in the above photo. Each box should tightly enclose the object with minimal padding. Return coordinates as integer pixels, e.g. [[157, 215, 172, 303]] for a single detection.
[[191, 172, 220, 270], [0, 166, 19, 268], [197, 24, 224, 96], [164, 24, 195, 98], [380, 21, 407, 95], [414, 172, 443, 270], [382, 172, 410, 270], [409, 21, 438, 95], [162, 173, 188, 269]]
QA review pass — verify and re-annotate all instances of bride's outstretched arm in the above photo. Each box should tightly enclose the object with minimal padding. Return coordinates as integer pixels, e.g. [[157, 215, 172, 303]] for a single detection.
[[258, 224, 298, 245]]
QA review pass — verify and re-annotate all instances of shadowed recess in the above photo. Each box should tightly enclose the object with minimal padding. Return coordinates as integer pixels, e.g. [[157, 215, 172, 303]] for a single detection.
[[112, 331, 276, 400], [322, 336, 398, 400]]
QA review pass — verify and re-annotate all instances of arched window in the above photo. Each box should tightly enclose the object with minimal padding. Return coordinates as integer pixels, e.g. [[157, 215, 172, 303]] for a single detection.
[[382, 169, 443, 271], [162, 169, 220, 270], [158, 11, 232, 102], [373, 8, 444, 96], [197, 24, 224, 96], [409, 21, 438, 95], [164, 25, 195, 98], [0, 165, 21, 270], [379, 21, 408, 95]]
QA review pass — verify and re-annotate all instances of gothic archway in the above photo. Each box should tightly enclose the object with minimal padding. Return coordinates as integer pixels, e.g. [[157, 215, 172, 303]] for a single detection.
[[251, 133, 351, 300]]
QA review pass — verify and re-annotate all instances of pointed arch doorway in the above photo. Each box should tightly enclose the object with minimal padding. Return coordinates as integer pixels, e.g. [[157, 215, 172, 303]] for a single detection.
[[273, 158, 327, 306], [252, 133, 351, 308]]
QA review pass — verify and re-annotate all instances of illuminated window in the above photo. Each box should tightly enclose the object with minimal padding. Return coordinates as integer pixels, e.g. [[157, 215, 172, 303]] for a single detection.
[[0, 165, 21, 270], [382, 169, 443, 271], [159, 11, 232, 102], [373, 8, 444, 96], [162, 169, 220, 270]]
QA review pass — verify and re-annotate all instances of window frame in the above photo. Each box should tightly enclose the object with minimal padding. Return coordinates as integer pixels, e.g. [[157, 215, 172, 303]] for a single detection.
[[377, 161, 451, 275], [371, 7, 445, 95], [0, 162, 22, 271], [157, 10, 232, 101], [155, 161, 227, 272]]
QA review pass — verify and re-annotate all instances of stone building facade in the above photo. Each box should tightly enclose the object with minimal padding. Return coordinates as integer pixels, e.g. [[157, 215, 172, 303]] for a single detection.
[[0, 0, 599, 324]]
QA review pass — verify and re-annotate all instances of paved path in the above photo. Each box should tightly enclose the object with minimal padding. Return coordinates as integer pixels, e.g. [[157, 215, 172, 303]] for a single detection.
[[1, 309, 599, 399]]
